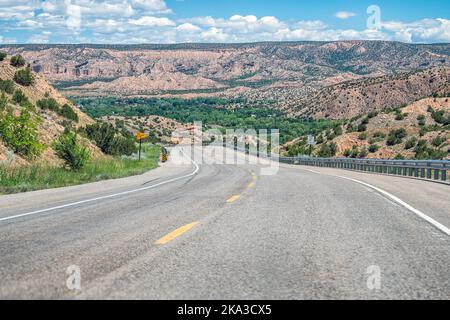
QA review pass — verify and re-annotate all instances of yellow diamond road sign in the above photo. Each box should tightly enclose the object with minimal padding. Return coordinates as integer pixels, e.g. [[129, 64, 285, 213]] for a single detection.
[[136, 132, 148, 140]]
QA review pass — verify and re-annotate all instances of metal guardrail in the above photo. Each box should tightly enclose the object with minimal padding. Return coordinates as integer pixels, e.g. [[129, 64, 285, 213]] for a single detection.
[[220, 143, 450, 184], [279, 156, 450, 184]]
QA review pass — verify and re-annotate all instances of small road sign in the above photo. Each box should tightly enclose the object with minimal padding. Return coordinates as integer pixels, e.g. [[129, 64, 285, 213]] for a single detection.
[[135, 132, 148, 161], [136, 132, 149, 141]]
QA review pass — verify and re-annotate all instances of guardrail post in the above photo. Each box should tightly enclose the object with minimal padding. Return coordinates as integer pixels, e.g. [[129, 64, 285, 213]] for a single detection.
[[434, 169, 439, 180], [442, 170, 447, 182]]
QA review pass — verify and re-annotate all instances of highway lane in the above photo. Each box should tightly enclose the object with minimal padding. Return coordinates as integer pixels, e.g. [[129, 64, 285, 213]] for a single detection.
[[0, 146, 449, 299]]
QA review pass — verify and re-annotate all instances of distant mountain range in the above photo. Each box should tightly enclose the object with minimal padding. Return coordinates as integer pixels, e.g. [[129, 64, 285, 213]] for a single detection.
[[2, 41, 450, 119]]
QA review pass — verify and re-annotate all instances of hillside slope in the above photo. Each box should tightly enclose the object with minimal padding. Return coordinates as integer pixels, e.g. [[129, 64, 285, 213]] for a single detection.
[[297, 67, 450, 119], [0, 55, 100, 166], [285, 97, 450, 160]]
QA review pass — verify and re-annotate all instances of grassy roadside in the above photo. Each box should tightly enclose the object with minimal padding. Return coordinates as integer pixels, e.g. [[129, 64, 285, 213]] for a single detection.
[[0, 144, 161, 194]]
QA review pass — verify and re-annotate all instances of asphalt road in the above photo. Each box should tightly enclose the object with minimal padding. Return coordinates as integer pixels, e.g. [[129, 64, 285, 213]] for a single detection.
[[0, 146, 449, 299]]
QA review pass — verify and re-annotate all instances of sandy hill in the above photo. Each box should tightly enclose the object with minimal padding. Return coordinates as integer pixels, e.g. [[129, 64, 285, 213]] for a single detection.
[[0, 55, 100, 166], [298, 67, 450, 119]]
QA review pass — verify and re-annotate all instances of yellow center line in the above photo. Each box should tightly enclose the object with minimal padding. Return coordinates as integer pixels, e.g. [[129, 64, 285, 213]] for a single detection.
[[247, 172, 257, 189], [229, 172, 257, 203], [155, 222, 199, 245], [227, 195, 241, 203]]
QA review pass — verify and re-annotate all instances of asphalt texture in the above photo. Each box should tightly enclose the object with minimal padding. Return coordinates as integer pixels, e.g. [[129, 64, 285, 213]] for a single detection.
[[0, 146, 448, 299]]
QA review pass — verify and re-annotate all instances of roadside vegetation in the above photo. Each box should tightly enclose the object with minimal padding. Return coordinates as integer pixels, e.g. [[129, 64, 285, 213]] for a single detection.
[[0, 53, 161, 194], [0, 144, 160, 194]]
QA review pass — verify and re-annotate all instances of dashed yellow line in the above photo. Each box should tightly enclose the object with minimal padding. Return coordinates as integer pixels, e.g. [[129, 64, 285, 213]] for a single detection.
[[227, 195, 241, 203], [155, 222, 199, 245], [247, 172, 257, 189], [228, 172, 257, 203]]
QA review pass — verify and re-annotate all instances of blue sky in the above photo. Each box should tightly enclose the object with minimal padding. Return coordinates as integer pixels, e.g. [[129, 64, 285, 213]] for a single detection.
[[0, 0, 449, 44]]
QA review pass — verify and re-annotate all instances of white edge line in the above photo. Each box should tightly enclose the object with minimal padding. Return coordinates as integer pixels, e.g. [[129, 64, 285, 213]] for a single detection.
[[0, 149, 200, 223], [297, 167, 450, 237]]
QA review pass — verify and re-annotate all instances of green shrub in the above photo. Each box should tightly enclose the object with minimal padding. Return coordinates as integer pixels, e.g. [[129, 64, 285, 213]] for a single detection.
[[404, 137, 417, 150], [0, 52, 7, 61], [12, 89, 28, 105], [0, 109, 43, 159], [417, 114, 426, 126], [361, 117, 369, 125], [316, 134, 324, 144], [0, 92, 8, 110], [431, 136, 446, 147], [350, 146, 359, 158], [318, 142, 337, 158], [370, 131, 386, 144], [346, 123, 355, 133], [0, 79, 15, 94], [387, 128, 407, 146], [394, 153, 405, 160], [108, 135, 137, 156], [357, 123, 367, 132], [333, 125, 343, 136], [395, 111, 406, 121], [373, 131, 386, 139], [10, 55, 26, 67], [343, 149, 351, 157], [53, 132, 90, 171], [83, 122, 136, 156], [358, 132, 367, 140], [37, 98, 60, 112], [430, 109, 450, 125], [325, 129, 335, 140], [14, 67, 34, 86], [368, 144, 379, 153], [414, 139, 447, 160], [384, 107, 394, 114], [59, 104, 79, 122], [358, 147, 368, 158], [368, 111, 378, 119]]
